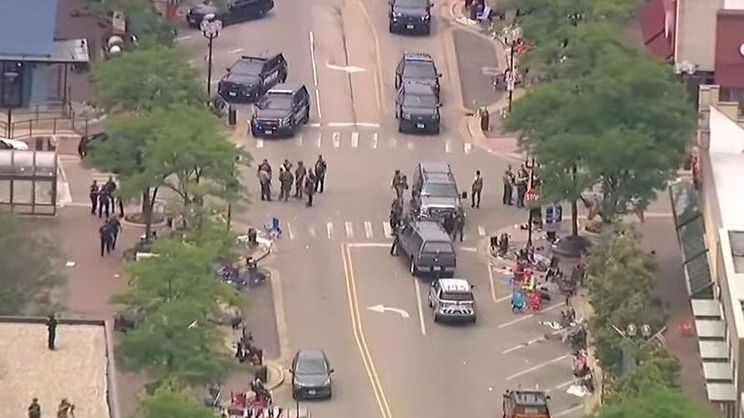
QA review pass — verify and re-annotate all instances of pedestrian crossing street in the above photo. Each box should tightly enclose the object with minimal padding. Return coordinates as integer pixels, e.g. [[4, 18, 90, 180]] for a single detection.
[[253, 130, 475, 155], [272, 218, 492, 242]]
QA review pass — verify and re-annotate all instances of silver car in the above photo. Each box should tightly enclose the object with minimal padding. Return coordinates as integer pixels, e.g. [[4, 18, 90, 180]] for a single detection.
[[428, 278, 476, 323]]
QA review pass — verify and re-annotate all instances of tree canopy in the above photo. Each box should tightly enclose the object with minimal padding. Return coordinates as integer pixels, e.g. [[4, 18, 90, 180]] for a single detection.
[[92, 46, 205, 114], [134, 383, 220, 418], [595, 388, 715, 418], [0, 210, 62, 315]]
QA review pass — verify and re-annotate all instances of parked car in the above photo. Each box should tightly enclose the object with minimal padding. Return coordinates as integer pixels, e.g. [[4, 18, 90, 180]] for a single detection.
[[395, 81, 441, 134], [428, 278, 476, 323], [388, 0, 433, 34], [395, 52, 441, 96], [290, 349, 334, 400], [392, 218, 456, 277], [250, 83, 311, 138], [186, 0, 274, 27], [411, 161, 465, 223], [218, 53, 288, 102]]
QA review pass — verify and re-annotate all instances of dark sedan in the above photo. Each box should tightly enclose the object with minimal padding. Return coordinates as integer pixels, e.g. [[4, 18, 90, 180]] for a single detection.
[[290, 350, 334, 400]]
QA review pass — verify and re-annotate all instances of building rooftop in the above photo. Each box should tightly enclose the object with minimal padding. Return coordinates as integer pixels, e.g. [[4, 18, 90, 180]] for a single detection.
[[0, 321, 112, 418], [0, 0, 58, 57], [708, 106, 744, 231]]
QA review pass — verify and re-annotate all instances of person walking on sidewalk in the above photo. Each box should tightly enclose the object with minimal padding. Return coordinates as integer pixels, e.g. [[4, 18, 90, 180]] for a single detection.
[[89, 180, 99, 215], [99, 221, 113, 257], [279, 167, 294, 202], [47, 313, 58, 350], [502, 165, 515, 205], [28, 398, 41, 418], [97, 186, 111, 218], [314, 155, 327, 193], [304, 172, 316, 207], [294, 161, 307, 198], [453, 210, 465, 242], [107, 215, 122, 251], [471, 170, 484, 208]]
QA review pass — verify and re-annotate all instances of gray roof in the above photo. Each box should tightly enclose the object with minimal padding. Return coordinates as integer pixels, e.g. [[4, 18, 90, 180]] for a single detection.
[[0, 0, 58, 57]]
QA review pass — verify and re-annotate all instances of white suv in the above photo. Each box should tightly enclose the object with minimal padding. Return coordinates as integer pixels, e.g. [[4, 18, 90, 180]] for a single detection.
[[428, 278, 476, 323]]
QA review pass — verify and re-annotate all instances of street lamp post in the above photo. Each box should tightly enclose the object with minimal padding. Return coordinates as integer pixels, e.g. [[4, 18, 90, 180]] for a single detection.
[[611, 323, 666, 374], [525, 157, 537, 248], [504, 26, 521, 113], [201, 16, 222, 97]]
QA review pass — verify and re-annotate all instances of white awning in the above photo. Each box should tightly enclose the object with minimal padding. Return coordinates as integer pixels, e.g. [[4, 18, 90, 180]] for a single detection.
[[700, 340, 729, 360], [703, 362, 734, 381], [692, 299, 722, 318], [696, 319, 727, 339], [707, 383, 737, 402]]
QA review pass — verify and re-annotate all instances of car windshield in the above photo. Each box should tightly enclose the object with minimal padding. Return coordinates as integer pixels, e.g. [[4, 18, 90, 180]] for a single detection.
[[421, 183, 457, 197], [403, 93, 437, 108], [404, 62, 436, 79], [232, 61, 263, 75], [297, 357, 326, 375], [259, 95, 293, 110], [442, 291, 473, 301], [396, 0, 427, 7], [423, 242, 453, 253]]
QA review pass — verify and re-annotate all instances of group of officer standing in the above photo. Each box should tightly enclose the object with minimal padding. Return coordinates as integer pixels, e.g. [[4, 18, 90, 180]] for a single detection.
[[256, 155, 328, 207], [88, 177, 124, 257]]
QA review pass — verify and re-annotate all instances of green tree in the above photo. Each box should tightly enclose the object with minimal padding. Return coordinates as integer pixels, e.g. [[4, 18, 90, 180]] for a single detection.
[[0, 210, 62, 314], [606, 348, 680, 405], [92, 46, 204, 114], [134, 381, 220, 418], [114, 239, 236, 387], [595, 388, 715, 418]]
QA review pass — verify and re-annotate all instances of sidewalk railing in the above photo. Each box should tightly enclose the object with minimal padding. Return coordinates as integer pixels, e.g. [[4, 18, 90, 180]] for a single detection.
[[0, 102, 92, 139]]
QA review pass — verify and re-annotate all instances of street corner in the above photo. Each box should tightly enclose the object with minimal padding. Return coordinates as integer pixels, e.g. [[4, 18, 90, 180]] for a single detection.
[[265, 361, 286, 390]]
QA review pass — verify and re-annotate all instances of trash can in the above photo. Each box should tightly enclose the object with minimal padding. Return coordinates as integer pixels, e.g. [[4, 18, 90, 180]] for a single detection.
[[479, 106, 490, 132], [228, 106, 237, 126]]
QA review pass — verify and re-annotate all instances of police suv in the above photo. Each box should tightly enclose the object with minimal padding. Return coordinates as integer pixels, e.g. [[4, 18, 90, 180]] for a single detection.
[[250, 83, 311, 138], [218, 54, 288, 102], [428, 278, 477, 323]]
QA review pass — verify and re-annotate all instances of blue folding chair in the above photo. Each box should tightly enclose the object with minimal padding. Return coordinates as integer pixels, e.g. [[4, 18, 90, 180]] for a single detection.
[[264, 217, 282, 239]]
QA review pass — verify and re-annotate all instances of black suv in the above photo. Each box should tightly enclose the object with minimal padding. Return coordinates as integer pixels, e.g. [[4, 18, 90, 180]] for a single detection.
[[388, 0, 432, 35], [186, 0, 274, 27], [218, 54, 288, 102], [395, 82, 441, 134], [411, 161, 465, 222], [395, 52, 441, 97], [250, 83, 311, 138], [392, 219, 456, 277]]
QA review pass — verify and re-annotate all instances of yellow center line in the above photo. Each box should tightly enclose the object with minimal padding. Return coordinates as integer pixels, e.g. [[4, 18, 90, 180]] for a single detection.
[[341, 244, 393, 418]]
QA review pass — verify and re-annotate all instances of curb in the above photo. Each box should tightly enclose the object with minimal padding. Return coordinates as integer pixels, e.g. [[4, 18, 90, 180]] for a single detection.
[[265, 361, 286, 390]]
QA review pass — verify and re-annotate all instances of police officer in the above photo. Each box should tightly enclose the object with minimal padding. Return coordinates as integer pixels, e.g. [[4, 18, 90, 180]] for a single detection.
[[314, 155, 327, 193], [502, 165, 515, 205], [391, 170, 403, 198], [294, 161, 307, 198], [99, 221, 113, 256], [453, 211, 465, 242], [98, 185, 111, 218], [304, 171, 316, 207], [107, 215, 122, 251], [443, 213, 456, 236], [89, 180, 99, 215], [257, 159, 273, 178], [471, 170, 484, 209], [28, 398, 41, 418], [279, 167, 294, 201], [47, 313, 58, 350], [258, 168, 271, 201]]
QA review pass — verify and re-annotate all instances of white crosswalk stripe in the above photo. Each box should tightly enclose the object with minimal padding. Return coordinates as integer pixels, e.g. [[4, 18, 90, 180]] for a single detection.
[[445, 140, 452, 153], [351, 132, 359, 148], [316, 133, 322, 148], [256, 139, 264, 148], [332, 132, 340, 148], [296, 135, 303, 146], [278, 220, 489, 242], [371, 133, 378, 149], [464, 142, 472, 154]]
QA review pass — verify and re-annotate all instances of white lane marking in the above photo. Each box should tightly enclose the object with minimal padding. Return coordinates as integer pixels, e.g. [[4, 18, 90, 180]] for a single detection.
[[546, 379, 576, 393], [407, 141, 414, 151], [382, 222, 393, 238], [464, 143, 472, 154], [364, 221, 374, 239], [228, 48, 244, 54], [351, 132, 359, 148], [459, 246, 477, 252], [553, 405, 584, 417], [308, 225, 317, 237], [327, 122, 356, 127], [388, 137, 397, 147], [414, 279, 427, 336], [502, 336, 545, 354], [175, 35, 192, 42], [497, 302, 566, 328], [488, 263, 498, 303], [326, 63, 367, 73], [287, 222, 295, 240], [345, 221, 354, 238], [314, 90, 322, 120], [256, 139, 265, 149], [371, 133, 378, 149], [478, 225, 486, 236], [309, 32, 319, 87], [347, 242, 391, 248], [495, 294, 511, 303], [356, 122, 380, 128], [296, 135, 303, 146], [445, 140, 451, 153], [309, 122, 322, 127], [333, 132, 341, 148], [326, 222, 334, 239], [316, 133, 322, 148], [505, 354, 570, 381]]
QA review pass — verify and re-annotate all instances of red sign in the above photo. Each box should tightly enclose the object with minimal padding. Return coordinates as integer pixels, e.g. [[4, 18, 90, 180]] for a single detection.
[[526, 189, 539, 202]]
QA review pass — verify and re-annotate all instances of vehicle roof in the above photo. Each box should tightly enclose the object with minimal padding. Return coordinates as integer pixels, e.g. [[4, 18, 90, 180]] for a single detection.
[[412, 220, 450, 239], [296, 349, 326, 361], [419, 161, 452, 174], [0, 138, 30, 149], [512, 390, 548, 405], [268, 82, 305, 94], [401, 81, 436, 95], [402, 52, 434, 62], [239, 52, 282, 62], [438, 278, 472, 292], [423, 172, 455, 184]]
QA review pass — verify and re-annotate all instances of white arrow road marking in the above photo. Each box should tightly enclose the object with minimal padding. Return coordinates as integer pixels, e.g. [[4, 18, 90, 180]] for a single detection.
[[228, 48, 244, 54], [345, 221, 354, 238], [256, 139, 264, 149], [505, 354, 571, 381], [326, 222, 334, 239], [364, 221, 374, 239], [371, 133, 378, 149], [351, 132, 359, 148], [478, 225, 487, 236], [296, 135, 303, 146], [326, 63, 368, 73], [367, 305, 410, 318], [382, 222, 393, 238], [316, 133, 322, 148], [333, 132, 340, 148], [445, 140, 451, 153], [553, 405, 584, 417], [407, 141, 414, 151], [464, 143, 472, 154]]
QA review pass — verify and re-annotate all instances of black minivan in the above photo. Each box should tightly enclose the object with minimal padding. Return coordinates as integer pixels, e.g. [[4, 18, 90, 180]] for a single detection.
[[392, 219, 456, 277], [186, 0, 274, 27]]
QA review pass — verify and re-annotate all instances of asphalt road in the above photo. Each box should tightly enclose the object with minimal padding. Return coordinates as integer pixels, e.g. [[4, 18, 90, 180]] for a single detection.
[[172, 0, 588, 417]]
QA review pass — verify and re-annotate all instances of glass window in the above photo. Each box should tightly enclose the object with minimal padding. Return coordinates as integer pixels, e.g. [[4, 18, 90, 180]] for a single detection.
[[404, 62, 436, 79], [403, 93, 437, 108], [421, 183, 457, 197], [441, 291, 473, 301], [422, 242, 453, 254]]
